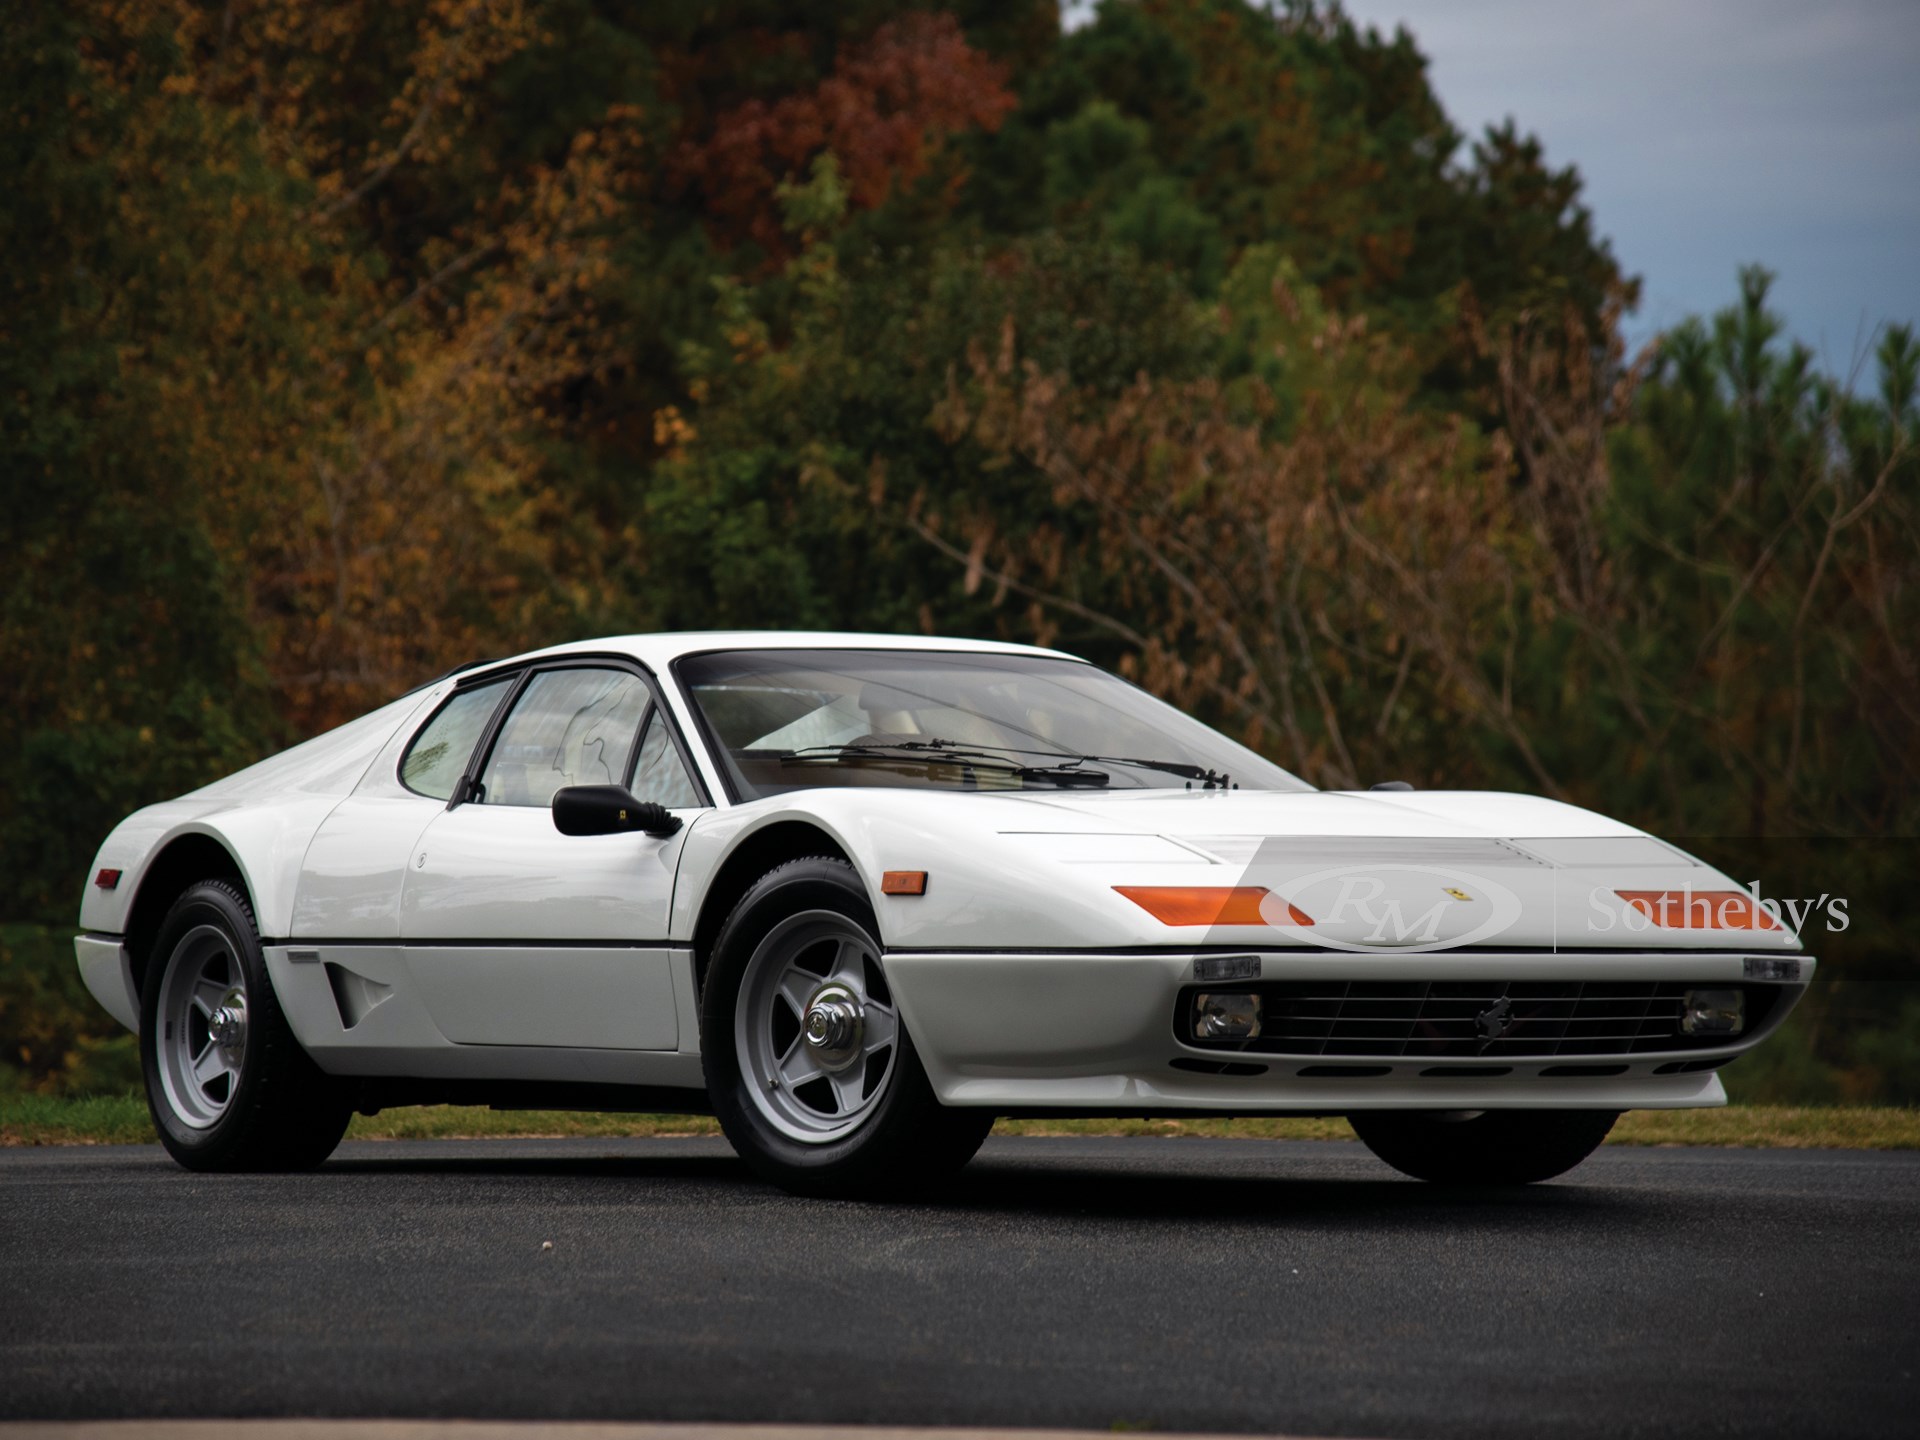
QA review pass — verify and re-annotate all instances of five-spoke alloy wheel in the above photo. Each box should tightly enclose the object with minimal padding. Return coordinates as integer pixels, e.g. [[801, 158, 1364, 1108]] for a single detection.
[[737, 910, 901, 1142], [140, 879, 352, 1171], [153, 923, 251, 1128], [703, 857, 993, 1196]]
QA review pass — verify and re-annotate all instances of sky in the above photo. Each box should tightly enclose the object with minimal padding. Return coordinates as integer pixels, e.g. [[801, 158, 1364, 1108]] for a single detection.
[[1068, 0, 1920, 383]]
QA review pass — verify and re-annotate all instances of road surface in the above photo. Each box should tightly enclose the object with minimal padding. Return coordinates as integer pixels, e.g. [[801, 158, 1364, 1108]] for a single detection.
[[2, 1136, 1914, 1438]]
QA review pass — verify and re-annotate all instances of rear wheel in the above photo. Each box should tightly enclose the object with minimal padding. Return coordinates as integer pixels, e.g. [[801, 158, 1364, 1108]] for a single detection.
[[1348, 1108, 1619, 1185], [702, 858, 992, 1197], [140, 879, 352, 1171]]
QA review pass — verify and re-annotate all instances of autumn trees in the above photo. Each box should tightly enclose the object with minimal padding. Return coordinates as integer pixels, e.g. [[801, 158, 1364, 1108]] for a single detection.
[[3, 0, 1912, 942], [2, 0, 638, 915]]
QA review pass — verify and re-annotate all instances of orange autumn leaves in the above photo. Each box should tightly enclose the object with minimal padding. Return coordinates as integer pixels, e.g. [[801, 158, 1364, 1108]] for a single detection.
[[63, 3, 1020, 735], [923, 258, 1519, 794], [70, 0, 637, 735], [672, 13, 1016, 259]]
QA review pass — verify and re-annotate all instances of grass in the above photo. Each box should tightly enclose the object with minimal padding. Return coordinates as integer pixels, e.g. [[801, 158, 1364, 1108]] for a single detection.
[[993, 1109, 1920, 1148], [1, 1092, 160, 1146], [5, 1092, 1919, 1149]]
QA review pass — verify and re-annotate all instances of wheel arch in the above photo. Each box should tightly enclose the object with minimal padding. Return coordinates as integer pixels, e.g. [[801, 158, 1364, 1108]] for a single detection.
[[124, 832, 254, 1001], [689, 820, 854, 995]]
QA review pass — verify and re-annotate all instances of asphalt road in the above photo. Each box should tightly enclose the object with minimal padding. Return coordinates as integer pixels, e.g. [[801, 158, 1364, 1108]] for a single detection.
[[2, 1136, 1915, 1439]]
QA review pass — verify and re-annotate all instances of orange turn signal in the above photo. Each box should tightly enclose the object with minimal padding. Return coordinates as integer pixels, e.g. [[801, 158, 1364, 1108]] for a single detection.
[[1114, 885, 1313, 927], [881, 870, 928, 896], [1616, 890, 1781, 931]]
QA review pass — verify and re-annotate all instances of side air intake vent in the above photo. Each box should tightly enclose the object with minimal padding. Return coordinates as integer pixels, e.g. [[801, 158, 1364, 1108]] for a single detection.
[[324, 962, 394, 1031]]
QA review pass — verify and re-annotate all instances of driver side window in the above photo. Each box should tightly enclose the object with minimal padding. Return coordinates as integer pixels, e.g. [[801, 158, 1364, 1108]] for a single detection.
[[477, 668, 649, 808]]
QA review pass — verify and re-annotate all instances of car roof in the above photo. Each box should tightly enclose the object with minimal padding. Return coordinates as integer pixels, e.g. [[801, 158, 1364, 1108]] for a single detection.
[[476, 630, 1085, 676]]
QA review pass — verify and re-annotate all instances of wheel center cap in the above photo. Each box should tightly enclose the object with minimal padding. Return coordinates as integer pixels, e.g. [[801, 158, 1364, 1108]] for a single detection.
[[801, 985, 863, 1068], [209, 989, 247, 1053], [804, 999, 860, 1050]]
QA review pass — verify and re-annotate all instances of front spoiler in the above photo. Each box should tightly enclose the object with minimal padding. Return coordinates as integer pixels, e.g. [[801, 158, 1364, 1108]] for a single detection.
[[881, 948, 1811, 1113]]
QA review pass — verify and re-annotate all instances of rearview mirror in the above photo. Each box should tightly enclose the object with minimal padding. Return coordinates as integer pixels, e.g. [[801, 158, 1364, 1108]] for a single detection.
[[552, 785, 683, 838]]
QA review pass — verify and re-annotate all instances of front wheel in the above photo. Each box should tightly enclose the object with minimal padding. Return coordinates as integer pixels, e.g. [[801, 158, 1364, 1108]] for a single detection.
[[1348, 1108, 1619, 1185], [702, 858, 992, 1197], [140, 879, 352, 1171]]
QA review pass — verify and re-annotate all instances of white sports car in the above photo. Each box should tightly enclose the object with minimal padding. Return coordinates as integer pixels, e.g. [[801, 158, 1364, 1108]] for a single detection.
[[76, 632, 1811, 1192]]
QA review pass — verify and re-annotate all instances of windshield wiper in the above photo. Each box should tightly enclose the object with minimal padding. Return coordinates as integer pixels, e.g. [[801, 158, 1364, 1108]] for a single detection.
[[771, 743, 1113, 789], [884, 739, 1231, 790]]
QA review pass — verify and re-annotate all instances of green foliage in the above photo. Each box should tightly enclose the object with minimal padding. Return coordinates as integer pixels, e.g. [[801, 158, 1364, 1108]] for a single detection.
[[633, 227, 1213, 641], [1520, 268, 1920, 840], [0, 926, 140, 1097], [1039, 101, 1225, 295], [1847, 997, 1920, 1107], [979, 1, 1624, 333], [1720, 1011, 1845, 1107], [0, 4, 280, 922]]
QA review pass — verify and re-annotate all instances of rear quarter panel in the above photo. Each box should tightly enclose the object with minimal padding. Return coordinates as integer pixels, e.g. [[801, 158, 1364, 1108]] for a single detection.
[[77, 688, 443, 938]]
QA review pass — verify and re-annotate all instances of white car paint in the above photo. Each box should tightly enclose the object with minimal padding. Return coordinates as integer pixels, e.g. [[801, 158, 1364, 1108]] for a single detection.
[[666, 784, 1799, 953], [885, 948, 1781, 1111], [75, 630, 1813, 1115]]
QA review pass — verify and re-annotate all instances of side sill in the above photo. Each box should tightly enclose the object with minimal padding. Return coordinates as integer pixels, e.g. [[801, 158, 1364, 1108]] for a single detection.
[[350, 1078, 714, 1117]]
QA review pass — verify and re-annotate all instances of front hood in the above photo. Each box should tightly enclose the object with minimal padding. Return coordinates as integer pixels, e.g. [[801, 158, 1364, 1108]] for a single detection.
[[974, 786, 1642, 842], [774, 785, 1806, 954]]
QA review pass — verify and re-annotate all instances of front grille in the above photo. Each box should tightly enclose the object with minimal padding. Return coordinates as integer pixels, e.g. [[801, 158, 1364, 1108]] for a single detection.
[[1180, 981, 1776, 1059]]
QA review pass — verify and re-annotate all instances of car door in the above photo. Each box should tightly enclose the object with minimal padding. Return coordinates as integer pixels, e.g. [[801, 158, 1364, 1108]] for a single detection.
[[291, 673, 520, 941], [398, 661, 708, 1051]]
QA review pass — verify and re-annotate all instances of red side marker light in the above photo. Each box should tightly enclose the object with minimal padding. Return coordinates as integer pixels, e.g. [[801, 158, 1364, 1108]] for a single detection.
[[95, 868, 122, 890], [881, 870, 928, 896]]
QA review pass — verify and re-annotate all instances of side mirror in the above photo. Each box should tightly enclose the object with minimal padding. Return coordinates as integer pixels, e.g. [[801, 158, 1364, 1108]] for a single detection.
[[552, 785, 683, 838]]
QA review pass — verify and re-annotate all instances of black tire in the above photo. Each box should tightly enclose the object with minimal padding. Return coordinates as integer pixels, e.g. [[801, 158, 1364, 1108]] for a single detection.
[[1348, 1108, 1619, 1185], [139, 879, 352, 1172], [701, 857, 993, 1198]]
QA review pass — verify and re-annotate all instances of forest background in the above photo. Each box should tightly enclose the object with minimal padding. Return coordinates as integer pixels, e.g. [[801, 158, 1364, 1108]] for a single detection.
[[3, 0, 1915, 1104]]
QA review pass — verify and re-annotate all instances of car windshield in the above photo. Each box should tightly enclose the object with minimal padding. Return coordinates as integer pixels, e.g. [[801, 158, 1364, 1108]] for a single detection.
[[675, 648, 1311, 800]]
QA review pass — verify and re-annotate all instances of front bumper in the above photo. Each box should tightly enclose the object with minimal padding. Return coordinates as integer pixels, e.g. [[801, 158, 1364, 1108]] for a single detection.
[[75, 933, 140, 1034], [881, 949, 1812, 1113]]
